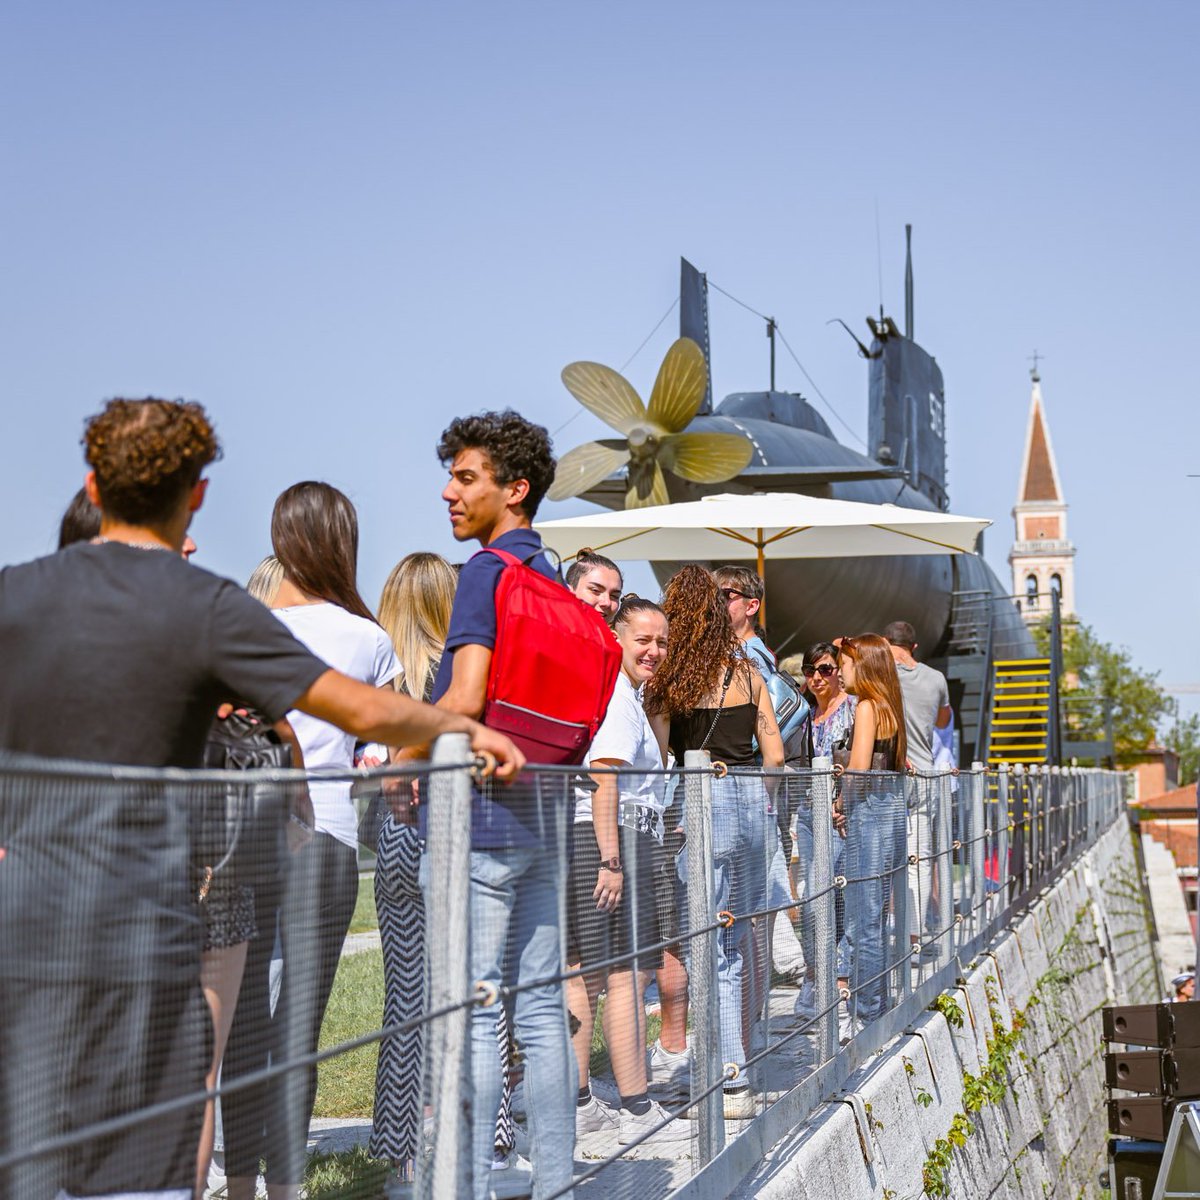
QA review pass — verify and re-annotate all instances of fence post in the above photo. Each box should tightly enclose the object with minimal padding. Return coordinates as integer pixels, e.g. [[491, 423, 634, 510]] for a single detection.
[[935, 771, 953, 965], [969, 763, 985, 944], [1032, 765, 1042, 889], [1049, 766, 1060, 873], [683, 749, 724, 1164], [418, 733, 474, 1200], [993, 763, 1012, 921], [810, 757, 838, 1066]]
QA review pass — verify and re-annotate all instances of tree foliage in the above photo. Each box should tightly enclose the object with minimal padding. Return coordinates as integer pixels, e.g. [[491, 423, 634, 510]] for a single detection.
[[1163, 707, 1200, 788], [1034, 619, 1171, 764]]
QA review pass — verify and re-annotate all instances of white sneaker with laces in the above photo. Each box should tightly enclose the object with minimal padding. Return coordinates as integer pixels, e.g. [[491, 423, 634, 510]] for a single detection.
[[618, 1098, 692, 1145], [647, 1040, 692, 1097], [576, 1092, 620, 1136]]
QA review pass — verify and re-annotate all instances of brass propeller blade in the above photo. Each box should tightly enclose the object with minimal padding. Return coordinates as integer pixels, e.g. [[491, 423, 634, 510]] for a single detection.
[[659, 431, 755, 483], [625, 462, 669, 509], [646, 338, 708, 433], [560, 361, 647, 437], [547, 441, 632, 503]]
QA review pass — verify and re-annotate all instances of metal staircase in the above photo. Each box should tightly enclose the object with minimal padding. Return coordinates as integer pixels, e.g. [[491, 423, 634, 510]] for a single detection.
[[942, 588, 995, 767], [987, 658, 1052, 766]]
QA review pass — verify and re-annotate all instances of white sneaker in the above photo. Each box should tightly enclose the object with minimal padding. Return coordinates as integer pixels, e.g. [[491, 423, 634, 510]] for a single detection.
[[723, 1086, 756, 1120], [576, 1092, 620, 1136], [647, 1040, 692, 1097], [205, 1148, 227, 1197], [618, 1098, 692, 1145], [488, 1151, 533, 1200]]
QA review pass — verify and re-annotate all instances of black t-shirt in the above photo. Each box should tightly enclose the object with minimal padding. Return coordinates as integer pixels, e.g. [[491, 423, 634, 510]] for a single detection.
[[0, 542, 328, 766], [0, 543, 330, 981]]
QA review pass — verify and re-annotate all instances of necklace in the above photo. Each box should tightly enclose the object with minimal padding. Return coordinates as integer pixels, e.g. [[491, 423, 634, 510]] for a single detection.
[[90, 536, 174, 553]]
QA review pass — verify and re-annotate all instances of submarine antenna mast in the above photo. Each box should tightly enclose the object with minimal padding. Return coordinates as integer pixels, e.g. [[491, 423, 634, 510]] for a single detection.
[[767, 317, 777, 390], [904, 223, 914, 340]]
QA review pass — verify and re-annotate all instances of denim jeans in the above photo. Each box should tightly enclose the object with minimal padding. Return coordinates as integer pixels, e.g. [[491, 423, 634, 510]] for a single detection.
[[709, 773, 770, 1081], [842, 785, 906, 1023], [793, 803, 848, 978], [458, 842, 576, 1200]]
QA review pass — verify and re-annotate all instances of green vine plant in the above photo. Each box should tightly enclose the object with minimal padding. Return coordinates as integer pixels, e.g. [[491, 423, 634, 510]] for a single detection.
[[932, 994, 964, 1029], [919, 899, 1102, 1196]]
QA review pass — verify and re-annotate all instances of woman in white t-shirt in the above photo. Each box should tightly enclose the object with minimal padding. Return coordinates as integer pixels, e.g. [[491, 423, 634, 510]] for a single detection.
[[565, 597, 690, 1146], [225, 482, 398, 1200]]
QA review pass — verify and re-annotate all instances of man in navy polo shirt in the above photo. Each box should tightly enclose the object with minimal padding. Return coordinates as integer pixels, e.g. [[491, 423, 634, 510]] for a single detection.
[[429, 410, 575, 1199]]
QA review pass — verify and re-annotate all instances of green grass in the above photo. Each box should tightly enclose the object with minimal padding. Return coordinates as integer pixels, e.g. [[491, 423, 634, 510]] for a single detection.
[[304, 1146, 391, 1199], [314, 947, 384, 1118], [348, 871, 378, 935], [314, 944, 670, 1117]]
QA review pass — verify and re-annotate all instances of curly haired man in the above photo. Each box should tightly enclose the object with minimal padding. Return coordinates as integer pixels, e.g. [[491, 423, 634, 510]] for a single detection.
[[0, 398, 522, 1200], [425, 410, 578, 1200]]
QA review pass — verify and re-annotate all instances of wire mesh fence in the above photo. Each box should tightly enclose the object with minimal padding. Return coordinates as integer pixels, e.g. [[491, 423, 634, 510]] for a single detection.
[[0, 740, 1126, 1200]]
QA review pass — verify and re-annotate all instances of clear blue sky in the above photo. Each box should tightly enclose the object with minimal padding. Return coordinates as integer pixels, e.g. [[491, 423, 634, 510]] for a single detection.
[[3, 3, 1197, 716]]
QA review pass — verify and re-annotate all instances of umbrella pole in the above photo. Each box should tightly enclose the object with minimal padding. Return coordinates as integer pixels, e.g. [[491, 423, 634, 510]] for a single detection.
[[756, 534, 766, 627]]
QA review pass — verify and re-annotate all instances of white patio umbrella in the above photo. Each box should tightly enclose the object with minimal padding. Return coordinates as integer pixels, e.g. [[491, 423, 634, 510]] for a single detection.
[[536, 492, 990, 622]]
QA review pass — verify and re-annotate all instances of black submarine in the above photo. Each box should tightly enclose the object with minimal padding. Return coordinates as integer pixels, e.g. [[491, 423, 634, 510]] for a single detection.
[[548, 233, 1035, 763]]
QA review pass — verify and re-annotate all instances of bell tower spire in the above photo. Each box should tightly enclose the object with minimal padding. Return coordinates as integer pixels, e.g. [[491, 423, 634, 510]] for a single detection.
[[1009, 362, 1075, 623]]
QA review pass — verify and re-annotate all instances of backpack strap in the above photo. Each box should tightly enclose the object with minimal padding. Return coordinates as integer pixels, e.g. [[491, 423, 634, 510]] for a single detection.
[[480, 547, 522, 568], [480, 545, 564, 582]]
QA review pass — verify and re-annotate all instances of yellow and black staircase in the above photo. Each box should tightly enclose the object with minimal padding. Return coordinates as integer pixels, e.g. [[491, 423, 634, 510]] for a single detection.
[[986, 658, 1052, 766]]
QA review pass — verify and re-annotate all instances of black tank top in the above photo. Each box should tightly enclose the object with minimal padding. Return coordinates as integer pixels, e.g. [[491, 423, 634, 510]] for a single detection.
[[872, 734, 898, 771], [670, 703, 758, 767]]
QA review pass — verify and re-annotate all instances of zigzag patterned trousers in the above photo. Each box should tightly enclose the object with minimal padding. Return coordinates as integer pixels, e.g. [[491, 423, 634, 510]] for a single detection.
[[370, 817, 515, 1164]]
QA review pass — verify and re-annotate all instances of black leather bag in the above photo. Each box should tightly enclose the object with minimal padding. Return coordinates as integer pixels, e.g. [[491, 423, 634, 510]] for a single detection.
[[197, 709, 293, 887]]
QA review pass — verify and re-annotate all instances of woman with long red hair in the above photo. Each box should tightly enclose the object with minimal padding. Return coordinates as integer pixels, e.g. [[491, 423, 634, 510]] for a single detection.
[[834, 633, 908, 1034]]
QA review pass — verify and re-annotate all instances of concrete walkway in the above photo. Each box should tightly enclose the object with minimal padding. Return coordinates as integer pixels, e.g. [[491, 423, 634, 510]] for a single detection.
[[1142, 832, 1195, 991]]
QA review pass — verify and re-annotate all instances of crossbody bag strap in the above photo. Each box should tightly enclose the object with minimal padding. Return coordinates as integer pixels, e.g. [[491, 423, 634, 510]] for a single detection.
[[698, 664, 736, 752]]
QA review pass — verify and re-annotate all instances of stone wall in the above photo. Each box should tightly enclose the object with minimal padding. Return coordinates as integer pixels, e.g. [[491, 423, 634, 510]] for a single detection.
[[735, 816, 1159, 1199]]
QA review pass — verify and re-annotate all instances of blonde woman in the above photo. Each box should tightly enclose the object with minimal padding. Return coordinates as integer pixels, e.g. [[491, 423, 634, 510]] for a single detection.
[[368, 553, 454, 1177], [369, 554, 521, 1188], [246, 554, 284, 606]]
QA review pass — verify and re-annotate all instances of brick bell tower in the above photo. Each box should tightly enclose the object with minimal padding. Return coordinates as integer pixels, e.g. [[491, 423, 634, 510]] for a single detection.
[[1009, 363, 1075, 624]]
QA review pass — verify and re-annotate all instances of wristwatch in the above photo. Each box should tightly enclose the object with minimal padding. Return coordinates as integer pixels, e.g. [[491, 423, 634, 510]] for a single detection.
[[599, 858, 623, 874]]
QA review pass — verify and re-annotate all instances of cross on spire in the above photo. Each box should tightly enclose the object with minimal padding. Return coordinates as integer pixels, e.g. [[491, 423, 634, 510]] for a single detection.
[[1028, 350, 1044, 381]]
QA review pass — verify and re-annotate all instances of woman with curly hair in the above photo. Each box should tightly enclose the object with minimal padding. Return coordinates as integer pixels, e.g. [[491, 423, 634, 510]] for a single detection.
[[834, 633, 907, 1034], [644, 565, 784, 1120]]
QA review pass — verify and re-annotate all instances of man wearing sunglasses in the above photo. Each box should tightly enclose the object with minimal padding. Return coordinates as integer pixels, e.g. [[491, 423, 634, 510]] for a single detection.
[[715, 568, 765, 656]]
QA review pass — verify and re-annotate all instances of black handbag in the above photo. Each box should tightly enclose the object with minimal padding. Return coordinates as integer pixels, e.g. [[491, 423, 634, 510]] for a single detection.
[[356, 783, 386, 851], [196, 709, 293, 888]]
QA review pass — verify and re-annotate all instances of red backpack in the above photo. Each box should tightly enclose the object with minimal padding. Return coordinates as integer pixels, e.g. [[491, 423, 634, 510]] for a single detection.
[[481, 548, 621, 765]]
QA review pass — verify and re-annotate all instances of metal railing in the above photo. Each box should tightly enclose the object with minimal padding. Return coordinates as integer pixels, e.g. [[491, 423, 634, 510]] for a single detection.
[[0, 743, 1126, 1200]]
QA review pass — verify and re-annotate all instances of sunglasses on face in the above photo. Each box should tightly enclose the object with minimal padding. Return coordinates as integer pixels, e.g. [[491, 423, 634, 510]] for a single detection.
[[803, 663, 837, 678], [720, 588, 747, 602]]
